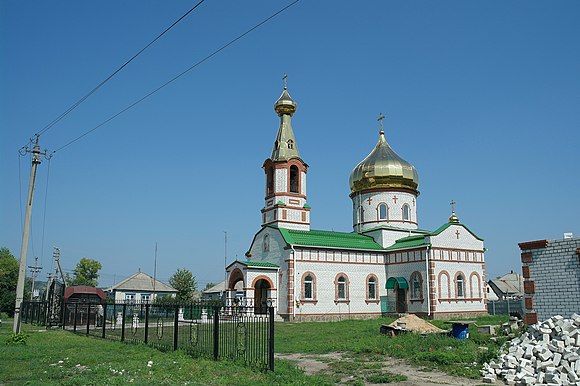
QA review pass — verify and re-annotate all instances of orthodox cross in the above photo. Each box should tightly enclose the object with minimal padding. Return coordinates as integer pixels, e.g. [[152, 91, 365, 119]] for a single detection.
[[392, 195, 398, 204], [450, 200, 456, 212], [283, 73, 288, 89], [367, 197, 372, 205], [377, 112, 385, 133], [455, 229, 460, 239]]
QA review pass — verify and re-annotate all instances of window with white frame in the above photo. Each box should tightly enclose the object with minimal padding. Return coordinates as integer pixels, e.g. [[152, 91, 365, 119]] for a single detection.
[[304, 274, 314, 299], [456, 274, 465, 298], [410, 272, 422, 300], [141, 293, 151, 302], [403, 204, 410, 221], [367, 276, 377, 300], [125, 293, 136, 302], [337, 275, 347, 300], [378, 204, 388, 220]]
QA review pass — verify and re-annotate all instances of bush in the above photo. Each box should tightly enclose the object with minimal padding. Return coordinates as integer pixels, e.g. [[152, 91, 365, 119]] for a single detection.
[[5, 332, 29, 345]]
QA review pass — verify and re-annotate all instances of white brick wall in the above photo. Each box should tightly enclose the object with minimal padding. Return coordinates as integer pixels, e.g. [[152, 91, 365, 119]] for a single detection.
[[352, 191, 418, 232], [525, 237, 580, 321]]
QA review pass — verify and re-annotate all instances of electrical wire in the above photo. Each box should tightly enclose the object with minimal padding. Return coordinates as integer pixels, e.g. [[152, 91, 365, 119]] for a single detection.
[[32, 0, 207, 140], [52, 0, 301, 154]]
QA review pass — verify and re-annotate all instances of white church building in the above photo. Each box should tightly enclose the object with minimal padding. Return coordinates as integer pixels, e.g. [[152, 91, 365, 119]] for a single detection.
[[225, 82, 488, 321]]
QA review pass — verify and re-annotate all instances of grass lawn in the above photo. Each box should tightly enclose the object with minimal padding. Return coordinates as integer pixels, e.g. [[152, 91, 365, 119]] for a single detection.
[[275, 315, 511, 379], [0, 321, 332, 385], [0, 314, 509, 385]]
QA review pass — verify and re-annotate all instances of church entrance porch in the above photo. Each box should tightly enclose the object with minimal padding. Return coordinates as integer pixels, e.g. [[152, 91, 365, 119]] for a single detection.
[[385, 276, 409, 314], [253, 279, 271, 315]]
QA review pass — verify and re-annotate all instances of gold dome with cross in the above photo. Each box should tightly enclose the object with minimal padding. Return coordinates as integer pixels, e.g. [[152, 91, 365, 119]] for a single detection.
[[349, 113, 419, 195]]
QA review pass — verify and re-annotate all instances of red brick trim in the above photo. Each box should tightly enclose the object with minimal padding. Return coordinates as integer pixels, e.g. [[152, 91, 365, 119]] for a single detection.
[[469, 271, 482, 298], [365, 274, 379, 302], [521, 252, 533, 263], [524, 312, 538, 325], [438, 270, 451, 300], [519, 240, 549, 251], [522, 266, 531, 279], [228, 268, 245, 290], [523, 280, 535, 294], [334, 272, 350, 303], [524, 297, 533, 310], [251, 275, 275, 289], [409, 271, 423, 301]]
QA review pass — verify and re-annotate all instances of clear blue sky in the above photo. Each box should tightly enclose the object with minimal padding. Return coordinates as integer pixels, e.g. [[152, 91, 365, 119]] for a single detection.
[[1, 1, 578, 289]]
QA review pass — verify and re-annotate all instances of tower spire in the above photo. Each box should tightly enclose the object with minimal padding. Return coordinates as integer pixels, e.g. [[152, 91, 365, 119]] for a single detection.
[[271, 75, 300, 161]]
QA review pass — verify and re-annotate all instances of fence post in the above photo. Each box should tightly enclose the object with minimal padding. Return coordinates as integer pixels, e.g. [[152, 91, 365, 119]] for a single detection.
[[121, 303, 126, 342], [213, 306, 220, 360], [507, 298, 511, 315], [86, 305, 91, 335], [269, 306, 275, 371], [73, 303, 78, 332], [173, 305, 179, 351], [144, 303, 149, 344], [100, 303, 106, 338], [62, 303, 67, 330]]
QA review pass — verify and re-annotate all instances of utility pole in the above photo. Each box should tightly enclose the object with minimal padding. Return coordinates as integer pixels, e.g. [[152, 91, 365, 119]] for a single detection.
[[28, 257, 42, 300], [224, 231, 227, 300], [14, 136, 49, 333]]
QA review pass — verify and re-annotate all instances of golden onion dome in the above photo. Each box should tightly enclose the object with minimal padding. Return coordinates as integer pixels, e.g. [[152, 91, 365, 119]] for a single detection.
[[274, 87, 297, 116], [349, 129, 419, 195]]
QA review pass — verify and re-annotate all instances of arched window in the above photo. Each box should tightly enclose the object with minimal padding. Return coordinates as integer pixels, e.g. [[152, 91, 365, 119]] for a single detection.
[[335, 274, 349, 301], [402, 204, 410, 221], [367, 276, 377, 300], [410, 272, 423, 300], [456, 274, 465, 298], [304, 275, 313, 299], [266, 167, 274, 196], [263, 234, 270, 252], [287, 139, 294, 149], [378, 204, 388, 220], [289, 165, 299, 193]]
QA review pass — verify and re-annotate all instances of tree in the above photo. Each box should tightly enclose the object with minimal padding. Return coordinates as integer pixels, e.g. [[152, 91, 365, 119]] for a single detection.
[[203, 282, 216, 291], [69, 258, 102, 287], [0, 247, 19, 316], [169, 268, 197, 303]]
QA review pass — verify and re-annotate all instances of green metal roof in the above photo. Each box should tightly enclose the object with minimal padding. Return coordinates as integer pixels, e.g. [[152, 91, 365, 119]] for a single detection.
[[243, 261, 279, 268], [274, 227, 384, 251], [386, 277, 408, 289], [431, 222, 483, 241], [384, 235, 430, 251]]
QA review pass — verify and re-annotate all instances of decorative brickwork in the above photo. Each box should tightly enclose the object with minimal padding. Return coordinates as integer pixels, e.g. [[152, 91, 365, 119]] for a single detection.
[[521, 252, 533, 263], [524, 297, 533, 310], [523, 280, 535, 294], [518, 240, 549, 251], [524, 312, 538, 325], [522, 265, 530, 279]]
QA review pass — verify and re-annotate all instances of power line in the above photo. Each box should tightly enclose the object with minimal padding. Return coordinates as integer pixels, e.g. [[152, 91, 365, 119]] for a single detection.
[[52, 0, 301, 154], [32, 0, 207, 140]]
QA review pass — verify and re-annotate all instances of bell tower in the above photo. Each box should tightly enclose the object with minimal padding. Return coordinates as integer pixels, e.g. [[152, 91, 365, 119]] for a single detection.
[[261, 76, 310, 231]]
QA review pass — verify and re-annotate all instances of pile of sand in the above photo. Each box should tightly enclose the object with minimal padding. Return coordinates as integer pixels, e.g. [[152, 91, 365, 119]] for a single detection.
[[388, 314, 445, 334]]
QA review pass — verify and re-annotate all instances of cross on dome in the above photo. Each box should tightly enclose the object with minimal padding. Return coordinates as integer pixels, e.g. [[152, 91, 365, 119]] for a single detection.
[[377, 112, 385, 134], [283, 73, 288, 89]]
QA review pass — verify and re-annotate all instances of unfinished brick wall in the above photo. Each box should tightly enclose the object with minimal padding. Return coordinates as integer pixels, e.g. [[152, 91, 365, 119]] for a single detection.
[[519, 237, 580, 322]]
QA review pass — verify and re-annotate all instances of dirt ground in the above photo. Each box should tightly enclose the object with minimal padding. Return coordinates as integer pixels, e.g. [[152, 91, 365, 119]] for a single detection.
[[276, 352, 484, 386]]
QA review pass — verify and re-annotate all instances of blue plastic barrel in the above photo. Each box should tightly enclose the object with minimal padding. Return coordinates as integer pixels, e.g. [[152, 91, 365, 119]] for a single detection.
[[451, 323, 469, 339]]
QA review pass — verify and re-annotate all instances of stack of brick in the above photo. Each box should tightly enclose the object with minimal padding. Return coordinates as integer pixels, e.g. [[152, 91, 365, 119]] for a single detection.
[[481, 314, 580, 385]]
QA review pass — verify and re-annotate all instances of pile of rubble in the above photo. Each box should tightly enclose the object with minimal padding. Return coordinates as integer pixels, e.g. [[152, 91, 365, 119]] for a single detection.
[[481, 314, 580, 385]]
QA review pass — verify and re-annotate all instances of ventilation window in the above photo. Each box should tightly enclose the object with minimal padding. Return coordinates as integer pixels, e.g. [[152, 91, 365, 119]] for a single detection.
[[287, 139, 294, 149]]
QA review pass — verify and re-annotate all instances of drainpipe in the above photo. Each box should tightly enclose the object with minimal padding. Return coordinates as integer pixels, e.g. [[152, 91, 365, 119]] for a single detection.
[[425, 245, 431, 317], [290, 245, 296, 320]]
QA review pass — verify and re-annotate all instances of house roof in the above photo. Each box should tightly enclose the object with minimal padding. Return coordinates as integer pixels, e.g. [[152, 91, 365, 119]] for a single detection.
[[274, 226, 384, 251], [203, 281, 226, 294], [107, 272, 176, 293], [384, 235, 430, 251], [488, 272, 523, 296], [64, 286, 107, 300]]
